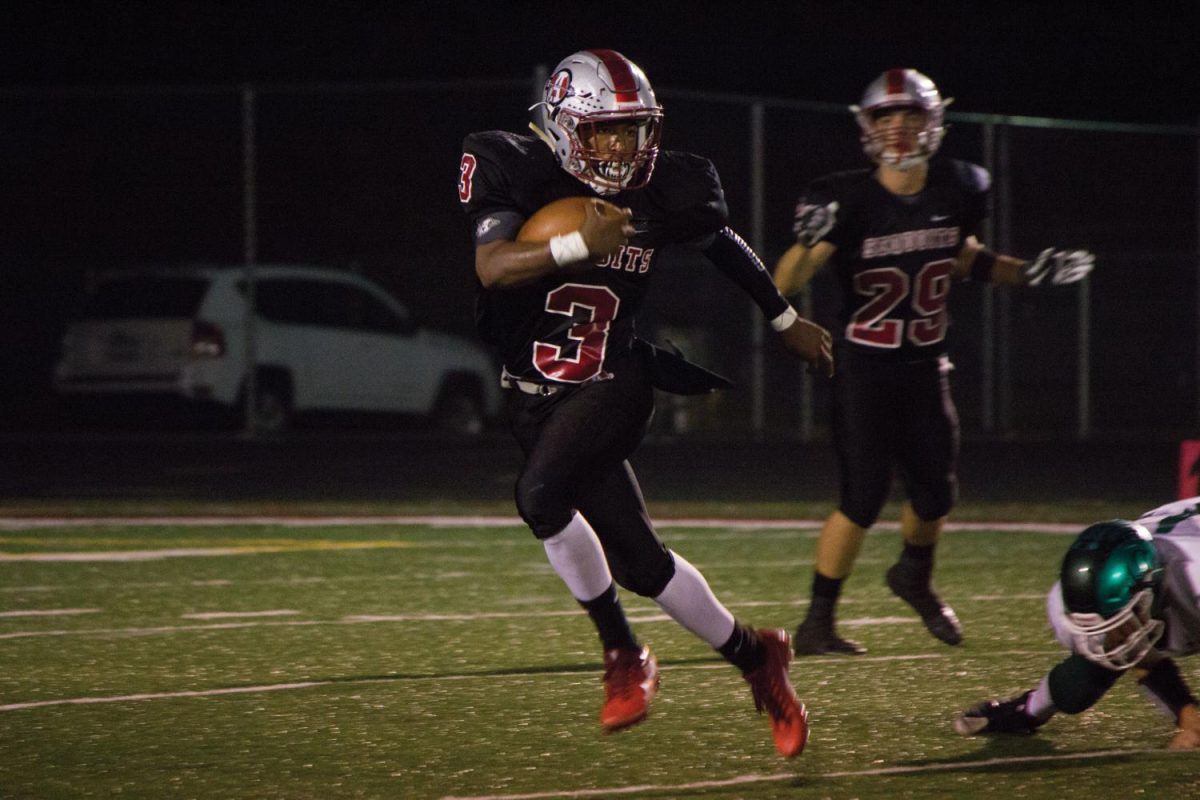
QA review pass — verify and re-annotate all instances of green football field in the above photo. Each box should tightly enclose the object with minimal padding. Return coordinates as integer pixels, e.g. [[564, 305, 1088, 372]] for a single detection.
[[2, 516, 1196, 799]]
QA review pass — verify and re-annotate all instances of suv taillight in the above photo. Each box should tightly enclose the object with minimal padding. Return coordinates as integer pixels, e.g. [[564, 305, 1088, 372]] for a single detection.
[[190, 320, 226, 358]]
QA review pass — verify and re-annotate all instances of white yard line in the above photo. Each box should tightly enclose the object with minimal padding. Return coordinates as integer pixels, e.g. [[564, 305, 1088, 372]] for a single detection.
[[0, 515, 1085, 532], [0, 681, 327, 711], [0, 651, 1005, 713], [0, 602, 1005, 641], [436, 748, 1162, 800]]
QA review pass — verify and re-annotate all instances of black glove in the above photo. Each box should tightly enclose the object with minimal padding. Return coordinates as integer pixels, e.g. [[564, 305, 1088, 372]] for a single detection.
[[953, 691, 1043, 736]]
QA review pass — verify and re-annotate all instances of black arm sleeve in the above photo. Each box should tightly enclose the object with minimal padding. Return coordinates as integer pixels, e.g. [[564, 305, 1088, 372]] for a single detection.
[[702, 227, 790, 321]]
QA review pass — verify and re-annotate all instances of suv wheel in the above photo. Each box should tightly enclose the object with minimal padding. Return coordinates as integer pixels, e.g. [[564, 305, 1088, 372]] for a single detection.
[[433, 383, 484, 436]]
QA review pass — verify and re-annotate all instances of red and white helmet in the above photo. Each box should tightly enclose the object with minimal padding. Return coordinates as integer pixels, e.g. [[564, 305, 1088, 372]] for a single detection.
[[532, 49, 663, 194], [851, 69, 951, 170]]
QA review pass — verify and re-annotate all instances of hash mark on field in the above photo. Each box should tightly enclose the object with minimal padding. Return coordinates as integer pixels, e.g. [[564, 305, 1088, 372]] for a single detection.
[[0, 608, 100, 618], [181, 610, 300, 620], [438, 748, 1162, 800]]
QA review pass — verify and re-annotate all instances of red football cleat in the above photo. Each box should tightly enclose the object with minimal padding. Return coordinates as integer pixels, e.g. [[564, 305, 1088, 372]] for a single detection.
[[600, 645, 659, 732], [744, 628, 810, 757]]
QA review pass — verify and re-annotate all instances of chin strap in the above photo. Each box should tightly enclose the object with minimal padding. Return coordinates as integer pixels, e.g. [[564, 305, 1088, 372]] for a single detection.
[[528, 121, 556, 150]]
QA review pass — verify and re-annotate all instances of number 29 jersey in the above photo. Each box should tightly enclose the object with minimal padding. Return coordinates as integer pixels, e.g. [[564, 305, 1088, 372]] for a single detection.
[[795, 158, 990, 362], [459, 130, 727, 385]]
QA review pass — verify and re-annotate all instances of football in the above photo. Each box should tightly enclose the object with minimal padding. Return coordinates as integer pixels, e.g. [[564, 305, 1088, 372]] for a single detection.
[[517, 196, 622, 242]]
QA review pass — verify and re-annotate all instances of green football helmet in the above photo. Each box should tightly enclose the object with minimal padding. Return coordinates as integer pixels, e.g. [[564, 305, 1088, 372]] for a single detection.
[[1060, 520, 1164, 670]]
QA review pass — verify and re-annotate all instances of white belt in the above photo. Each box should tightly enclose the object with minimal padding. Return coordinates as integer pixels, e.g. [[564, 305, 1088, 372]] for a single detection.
[[500, 372, 562, 396]]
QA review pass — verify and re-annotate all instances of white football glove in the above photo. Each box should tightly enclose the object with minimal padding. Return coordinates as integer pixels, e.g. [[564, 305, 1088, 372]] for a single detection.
[[1024, 248, 1095, 286]]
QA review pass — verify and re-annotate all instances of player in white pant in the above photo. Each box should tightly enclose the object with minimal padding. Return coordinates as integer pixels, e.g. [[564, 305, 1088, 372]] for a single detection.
[[954, 497, 1200, 750]]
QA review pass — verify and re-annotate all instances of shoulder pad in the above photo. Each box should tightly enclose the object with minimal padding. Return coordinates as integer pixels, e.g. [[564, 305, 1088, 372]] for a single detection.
[[462, 130, 554, 169], [653, 151, 721, 195], [647, 151, 728, 236], [803, 168, 872, 202], [947, 159, 992, 194]]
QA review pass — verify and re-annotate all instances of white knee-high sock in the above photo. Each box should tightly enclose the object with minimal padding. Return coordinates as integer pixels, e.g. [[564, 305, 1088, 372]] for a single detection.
[[1027, 675, 1058, 723], [542, 512, 613, 602], [653, 551, 735, 648]]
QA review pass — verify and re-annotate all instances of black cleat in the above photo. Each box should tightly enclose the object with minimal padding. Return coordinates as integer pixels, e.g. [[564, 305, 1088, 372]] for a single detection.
[[886, 563, 963, 645], [792, 618, 867, 656], [954, 691, 1041, 736]]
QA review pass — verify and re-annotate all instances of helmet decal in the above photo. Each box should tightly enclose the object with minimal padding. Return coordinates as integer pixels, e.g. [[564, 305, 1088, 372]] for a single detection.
[[546, 70, 572, 106]]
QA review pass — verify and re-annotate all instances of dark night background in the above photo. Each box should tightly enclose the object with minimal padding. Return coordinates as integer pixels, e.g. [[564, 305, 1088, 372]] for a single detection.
[[4, 1, 1195, 124], [1, 1, 1197, 443]]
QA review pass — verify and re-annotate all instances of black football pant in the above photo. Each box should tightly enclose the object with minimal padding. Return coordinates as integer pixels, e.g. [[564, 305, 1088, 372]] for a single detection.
[[831, 348, 960, 528], [509, 356, 675, 598]]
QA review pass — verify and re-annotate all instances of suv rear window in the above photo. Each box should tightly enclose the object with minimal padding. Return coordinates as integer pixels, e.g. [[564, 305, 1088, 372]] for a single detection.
[[80, 276, 209, 319]]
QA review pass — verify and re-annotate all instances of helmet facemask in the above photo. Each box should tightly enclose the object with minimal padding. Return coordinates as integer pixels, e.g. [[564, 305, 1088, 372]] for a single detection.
[[557, 109, 662, 194], [531, 49, 663, 195], [852, 68, 949, 171], [1063, 589, 1165, 671], [856, 106, 945, 171]]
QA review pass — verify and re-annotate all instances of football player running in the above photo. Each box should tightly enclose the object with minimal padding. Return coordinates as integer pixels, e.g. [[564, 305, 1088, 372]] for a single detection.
[[773, 69, 1094, 656], [458, 49, 831, 757], [954, 498, 1200, 751]]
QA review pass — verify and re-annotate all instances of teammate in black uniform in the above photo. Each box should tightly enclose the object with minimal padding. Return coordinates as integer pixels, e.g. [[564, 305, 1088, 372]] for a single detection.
[[773, 68, 1094, 656], [458, 49, 831, 757]]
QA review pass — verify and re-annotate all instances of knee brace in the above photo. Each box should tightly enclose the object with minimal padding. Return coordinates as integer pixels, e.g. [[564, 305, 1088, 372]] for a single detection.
[[1048, 654, 1121, 714]]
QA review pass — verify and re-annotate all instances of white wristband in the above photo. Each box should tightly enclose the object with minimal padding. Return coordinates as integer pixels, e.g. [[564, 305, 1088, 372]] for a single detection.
[[769, 305, 799, 332], [549, 231, 589, 266]]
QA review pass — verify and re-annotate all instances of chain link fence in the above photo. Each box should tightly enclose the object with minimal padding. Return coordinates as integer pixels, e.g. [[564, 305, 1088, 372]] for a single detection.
[[2, 76, 1195, 439]]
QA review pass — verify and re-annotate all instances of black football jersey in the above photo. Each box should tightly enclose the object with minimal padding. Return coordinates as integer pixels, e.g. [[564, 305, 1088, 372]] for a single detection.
[[794, 158, 990, 362], [460, 130, 727, 383]]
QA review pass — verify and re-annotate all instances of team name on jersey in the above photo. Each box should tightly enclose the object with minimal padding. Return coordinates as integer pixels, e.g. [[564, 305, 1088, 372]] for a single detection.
[[862, 226, 960, 259], [596, 245, 655, 273]]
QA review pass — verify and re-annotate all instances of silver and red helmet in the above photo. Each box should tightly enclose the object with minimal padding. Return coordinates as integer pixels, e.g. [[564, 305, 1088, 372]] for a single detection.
[[532, 49, 663, 194], [851, 68, 950, 170]]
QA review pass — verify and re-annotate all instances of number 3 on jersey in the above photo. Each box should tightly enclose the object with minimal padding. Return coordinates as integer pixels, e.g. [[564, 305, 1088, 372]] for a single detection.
[[533, 284, 620, 382], [848, 259, 953, 348]]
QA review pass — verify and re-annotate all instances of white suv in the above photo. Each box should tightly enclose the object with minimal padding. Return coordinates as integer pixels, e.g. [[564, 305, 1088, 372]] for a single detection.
[[53, 264, 502, 434]]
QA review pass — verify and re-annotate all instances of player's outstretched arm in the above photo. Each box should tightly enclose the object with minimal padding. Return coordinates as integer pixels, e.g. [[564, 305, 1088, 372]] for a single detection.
[[959, 237, 1095, 287], [772, 241, 834, 296], [703, 227, 833, 376]]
